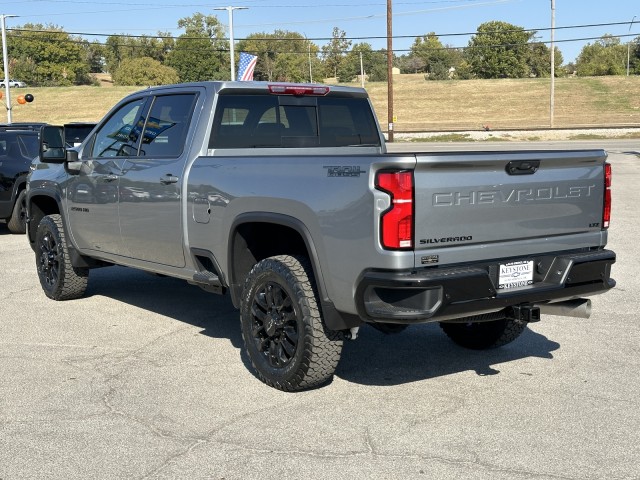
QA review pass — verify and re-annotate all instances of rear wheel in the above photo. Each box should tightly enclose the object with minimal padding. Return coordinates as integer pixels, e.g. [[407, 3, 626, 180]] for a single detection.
[[35, 214, 88, 300], [439, 315, 527, 350], [7, 190, 27, 234], [240, 255, 343, 391]]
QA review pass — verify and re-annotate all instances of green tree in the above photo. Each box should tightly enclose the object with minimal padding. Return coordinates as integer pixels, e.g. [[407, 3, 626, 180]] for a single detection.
[[112, 57, 179, 86], [465, 21, 534, 78], [630, 36, 640, 74], [410, 33, 457, 76], [321, 27, 351, 78], [3, 24, 93, 86], [576, 35, 627, 76], [237, 30, 321, 82], [397, 54, 425, 74], [83, 40, 105, 74], [528, 43, 564, 77], [104, 33, 174, 76], [165, 13, 229, 82], [336, 43, 388, 83]]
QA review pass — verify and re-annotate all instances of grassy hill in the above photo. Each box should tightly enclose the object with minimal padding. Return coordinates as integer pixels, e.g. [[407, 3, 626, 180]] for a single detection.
[[7, 75, 640, 132]]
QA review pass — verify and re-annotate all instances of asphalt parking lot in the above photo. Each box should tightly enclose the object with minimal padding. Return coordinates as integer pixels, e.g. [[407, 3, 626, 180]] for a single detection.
[[1, 142, 639, 480]]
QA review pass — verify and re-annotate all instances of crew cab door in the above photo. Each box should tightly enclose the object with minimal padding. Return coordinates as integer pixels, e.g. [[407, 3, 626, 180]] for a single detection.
[[117, 92, 198, 267], [67, 98, 148, 254]]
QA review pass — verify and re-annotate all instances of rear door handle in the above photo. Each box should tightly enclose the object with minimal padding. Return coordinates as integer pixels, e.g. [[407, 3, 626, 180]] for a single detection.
[[160, 174, 179, 185], [102, 174, 119, 182]]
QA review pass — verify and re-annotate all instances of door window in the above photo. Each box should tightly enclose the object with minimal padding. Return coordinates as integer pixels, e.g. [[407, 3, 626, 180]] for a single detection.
[[138, 94, 197, 158], [18, 134, 40, 158], [90, 98, 146, 158]]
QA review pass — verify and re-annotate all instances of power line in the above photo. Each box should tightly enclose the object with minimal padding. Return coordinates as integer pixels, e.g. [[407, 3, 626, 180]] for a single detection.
[[9, 20, 640, 43], [7, 21, 640, 41], [7, 30, 637, 55], [14, 0, 511, 6], [7, 21, 638, 53]]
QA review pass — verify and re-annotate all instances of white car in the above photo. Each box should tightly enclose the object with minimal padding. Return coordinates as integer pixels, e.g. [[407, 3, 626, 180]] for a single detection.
[[0, 79, 27, 88]]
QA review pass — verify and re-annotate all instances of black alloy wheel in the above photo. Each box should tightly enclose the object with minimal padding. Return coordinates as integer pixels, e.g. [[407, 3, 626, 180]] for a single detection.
[[249, 280, 300, 368], [240, 255, 343, 391], [35, 214, 88, 300]]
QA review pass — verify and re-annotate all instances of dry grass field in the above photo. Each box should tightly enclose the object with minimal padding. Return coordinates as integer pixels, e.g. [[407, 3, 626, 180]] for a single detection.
[[6, 74, 640, 132]]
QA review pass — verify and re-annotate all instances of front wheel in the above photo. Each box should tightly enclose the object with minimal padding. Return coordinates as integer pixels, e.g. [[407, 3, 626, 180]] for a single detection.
[[35, 214, 88, 300], [439, 316, 527, 350], [240, 255, 343, 391]]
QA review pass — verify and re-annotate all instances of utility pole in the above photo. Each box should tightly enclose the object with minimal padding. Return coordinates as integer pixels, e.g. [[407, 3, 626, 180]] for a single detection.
[[308, 41, 313, 83], [1, 14, 18, 124], [627, 16, 636, 77], [550, 0, 555, 128], [386, 0, 394, 142], [214, 6, 248, 81]]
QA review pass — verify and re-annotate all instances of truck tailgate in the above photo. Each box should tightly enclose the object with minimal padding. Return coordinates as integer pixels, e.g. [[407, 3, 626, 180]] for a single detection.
[[413, 149, 607, 266]]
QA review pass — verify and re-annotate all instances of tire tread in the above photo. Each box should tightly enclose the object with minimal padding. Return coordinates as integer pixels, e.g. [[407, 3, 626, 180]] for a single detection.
[[7, 190, 27, 234], [241, 255, 343, 391], [36, 214, 88, 301]]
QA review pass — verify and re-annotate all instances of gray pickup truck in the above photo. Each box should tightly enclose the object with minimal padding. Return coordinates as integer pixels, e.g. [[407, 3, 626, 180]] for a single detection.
[[27, 81, 616, 391]]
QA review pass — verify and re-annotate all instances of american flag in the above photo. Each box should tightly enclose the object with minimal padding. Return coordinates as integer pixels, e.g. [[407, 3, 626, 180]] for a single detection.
[[237, 52, 258, 81]]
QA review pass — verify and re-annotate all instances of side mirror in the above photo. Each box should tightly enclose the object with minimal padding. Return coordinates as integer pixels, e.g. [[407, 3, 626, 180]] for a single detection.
[[40, 125, 67, 163]]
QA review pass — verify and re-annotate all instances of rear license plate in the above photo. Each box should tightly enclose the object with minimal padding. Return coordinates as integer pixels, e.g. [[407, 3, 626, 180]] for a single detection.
[[498, 260, 534, 289]]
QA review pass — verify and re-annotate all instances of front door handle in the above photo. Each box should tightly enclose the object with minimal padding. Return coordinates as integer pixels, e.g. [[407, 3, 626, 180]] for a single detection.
[[102, 174, 119, 182], [160, 174, 179, 185]]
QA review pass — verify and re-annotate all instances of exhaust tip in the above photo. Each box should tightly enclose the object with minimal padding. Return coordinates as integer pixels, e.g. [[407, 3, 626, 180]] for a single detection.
[[537, 299, 592, 319]]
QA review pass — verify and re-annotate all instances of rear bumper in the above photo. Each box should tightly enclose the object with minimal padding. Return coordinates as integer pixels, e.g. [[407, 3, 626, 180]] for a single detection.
[[355, 249, 616, 324]]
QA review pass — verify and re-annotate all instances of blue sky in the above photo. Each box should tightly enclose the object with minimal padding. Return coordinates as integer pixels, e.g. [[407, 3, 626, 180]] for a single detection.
[[8, 0, 640, 63]]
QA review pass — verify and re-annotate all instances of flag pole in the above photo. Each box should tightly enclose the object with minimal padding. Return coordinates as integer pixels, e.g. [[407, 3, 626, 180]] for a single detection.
[[214, 6, 248, 81]]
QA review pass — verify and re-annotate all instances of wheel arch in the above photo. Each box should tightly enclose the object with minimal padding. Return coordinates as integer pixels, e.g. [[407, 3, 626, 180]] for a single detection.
[[228, 213, 360, 331], [228, 213, 324, 304], [12, 175, 28, 199], [27, 191, 63, 247]]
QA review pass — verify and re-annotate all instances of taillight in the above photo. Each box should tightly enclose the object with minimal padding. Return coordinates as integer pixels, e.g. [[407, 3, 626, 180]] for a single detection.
[[376, 171, 414, 249], [268, 84, 330, 96], [603, 162, 611, 229]]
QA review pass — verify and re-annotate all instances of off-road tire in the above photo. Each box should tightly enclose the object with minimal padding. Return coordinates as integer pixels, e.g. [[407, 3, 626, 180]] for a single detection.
[[7, 190, 27, 234], [35, 214, 88, 300], [240, 255, 343, 391], [439, 315, 527, 350]]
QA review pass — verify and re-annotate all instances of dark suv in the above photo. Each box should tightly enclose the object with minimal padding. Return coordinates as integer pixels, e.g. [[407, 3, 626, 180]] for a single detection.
[[0, 125, 41, 233], [1, 122, 96, 233]]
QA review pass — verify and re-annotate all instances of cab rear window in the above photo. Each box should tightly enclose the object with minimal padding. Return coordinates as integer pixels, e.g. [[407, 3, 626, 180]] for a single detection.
[[209, 94, 380, 149]]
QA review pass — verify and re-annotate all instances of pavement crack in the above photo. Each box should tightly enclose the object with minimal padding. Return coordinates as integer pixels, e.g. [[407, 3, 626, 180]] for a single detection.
[[138, 439, 208, 480]]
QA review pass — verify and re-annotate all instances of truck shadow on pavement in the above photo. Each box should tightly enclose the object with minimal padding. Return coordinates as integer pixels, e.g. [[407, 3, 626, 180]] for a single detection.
[[87, 265, 560, 388], [336, 324, 559, 387], [87, 265, 244, 348]]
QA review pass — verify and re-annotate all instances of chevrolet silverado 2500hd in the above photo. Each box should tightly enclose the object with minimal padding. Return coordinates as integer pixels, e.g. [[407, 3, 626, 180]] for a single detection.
[[26, 82, 616, 391]]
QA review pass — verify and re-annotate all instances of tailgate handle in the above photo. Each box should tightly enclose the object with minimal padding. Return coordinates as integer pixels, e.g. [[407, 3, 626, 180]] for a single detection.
[[506, 160, 540, 175]]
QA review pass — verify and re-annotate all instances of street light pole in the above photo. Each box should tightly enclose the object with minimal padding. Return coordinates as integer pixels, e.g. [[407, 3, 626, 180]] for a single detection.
[[387, 0, 394, 142], [1, 14, 18, 124], [550, 0, 555, 128], [627, 16, 636, 77], [214, 6, 248, 81]]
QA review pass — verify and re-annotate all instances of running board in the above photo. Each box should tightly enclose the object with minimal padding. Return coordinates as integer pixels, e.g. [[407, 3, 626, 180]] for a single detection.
[[191, 271, 225, 294]]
